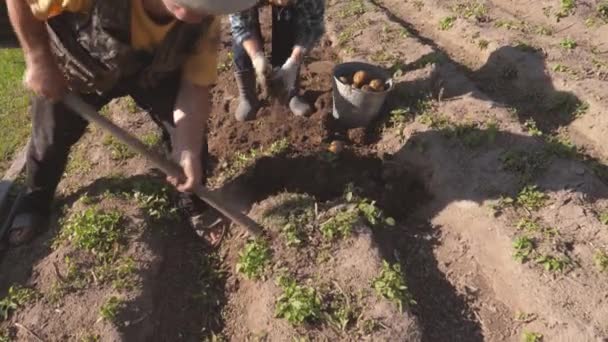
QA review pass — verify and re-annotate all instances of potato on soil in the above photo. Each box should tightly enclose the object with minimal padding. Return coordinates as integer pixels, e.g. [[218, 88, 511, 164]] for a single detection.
[[369, 79, 385, 92], [353, 70, 369, 87], [328, 140, 344, 153]]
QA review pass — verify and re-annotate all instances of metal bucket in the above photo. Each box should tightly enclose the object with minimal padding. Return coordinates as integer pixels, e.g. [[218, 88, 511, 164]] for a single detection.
[[332, 61, 393, 128]]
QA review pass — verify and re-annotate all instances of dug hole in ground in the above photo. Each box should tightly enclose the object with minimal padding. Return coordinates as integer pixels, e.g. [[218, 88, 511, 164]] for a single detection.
[[2, 0, 608, 341]]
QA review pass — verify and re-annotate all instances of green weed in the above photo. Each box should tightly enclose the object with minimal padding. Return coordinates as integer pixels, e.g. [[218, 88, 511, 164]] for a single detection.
[[0, 49, 30, 174], [453, 2, 489, 22], [320, 209, 358, 240], [99, 296, 124, 323], [439, 16, 457, 30], [275, 276, 322, 325], [451, 122, 498, 148], [524, 119, 543, 137], [103, 135, 136, 161], [515, 311, 538, 323], [500, 150, 548, 184], [594, 250, 608, 272], [522, 331, 543, 342], [95, 256, 137, 291], [372, 261, 415, 312], [389, 108, 412, 126], [599, 212, 608, 225], [535, 254, 570, 272], [517, 218, 541, 233], [66, 145, 94, 175], [0, 330, 9, 342], [598, 2, 608, 22], [560, 38, 577, 50], [357, 199, 395, 227], [552, 64, 572, 74], [282, 223, 303, 246], [141, 132, 162, 148], [339, 0, 365, 18], [478, 39, 490, 49], [132, 186, 178, 221], [236, 239, 271, 279], [535, 26, 553, 36], [556, 0, 575, 19], [58, 208, 124, 261], [515, 41, 542, 54], [0, 286, 39, 321], [413, 0, 424, 11], [513, 236, 535, 263], [544, 135, 578, 159], [325, 290, 361, 332], [222, 138, 289, 179], [494, 19, 527, 31], [217, 51, 234, 72], [516, 186, 548, 211], [80, 334, 101, 342]]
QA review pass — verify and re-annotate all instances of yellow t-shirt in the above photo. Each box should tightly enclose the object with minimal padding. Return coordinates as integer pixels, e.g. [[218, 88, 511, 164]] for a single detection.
[[28, 0, 219, 86]]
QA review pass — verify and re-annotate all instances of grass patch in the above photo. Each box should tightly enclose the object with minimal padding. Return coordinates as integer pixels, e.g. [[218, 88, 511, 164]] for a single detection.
[[324, 289, 361, 332], [516, 186, 548, 211], [372, 261, 415, 312], [221, 138, 289, 180], [103, 135, 136, 161], [478, 39, 490, 49], [275, 276, 322, 325], [559, 38, 577, 50], [141, 132, 162, 148], [524, 119, 543, 137], [57, 208, 124, 261], [98, 296, 124, 324], [598, 2, 608, 22], [453, 2, 489, 22], [0, 49, 30, 174], [522, 331, 543, 342], [544, 135, 578, 159], [217, 51, 234, 73], [95, 256, 138, 291], [66, 145, 94, 175], [439, 16, 457, 30], [500, 150, 548, 184], [236, 239, 271, 280], [0, 285, 39, 321], [594, 250, 608, 272], [320, 209, 358, 240], [535, 254, 570, 272], [339, 0, 365, 18], [513, 235, 536, 263], [599, 211, 608, 225]]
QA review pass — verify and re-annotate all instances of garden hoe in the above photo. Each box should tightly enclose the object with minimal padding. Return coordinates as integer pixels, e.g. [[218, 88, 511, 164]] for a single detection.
[[61, 93, 263, 239]]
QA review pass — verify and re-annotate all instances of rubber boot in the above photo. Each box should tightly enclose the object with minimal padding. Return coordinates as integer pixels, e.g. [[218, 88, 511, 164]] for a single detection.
[[287, 73, 313, 117], [234, 70, 259, 122]]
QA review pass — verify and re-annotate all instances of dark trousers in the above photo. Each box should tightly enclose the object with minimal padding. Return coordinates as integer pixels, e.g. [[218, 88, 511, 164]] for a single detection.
[[22, 75, 208, 217], [233, 6, 297, 72]]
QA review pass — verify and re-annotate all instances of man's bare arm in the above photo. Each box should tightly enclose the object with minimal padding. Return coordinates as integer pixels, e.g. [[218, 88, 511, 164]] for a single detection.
[[167, 80, 210, 192], [6, 0, 52, 65], [7, 0, 66, 99]]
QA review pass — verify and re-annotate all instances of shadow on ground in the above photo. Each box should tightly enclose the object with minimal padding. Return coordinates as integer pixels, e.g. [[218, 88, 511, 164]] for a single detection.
[[367, 0, 584, 137]]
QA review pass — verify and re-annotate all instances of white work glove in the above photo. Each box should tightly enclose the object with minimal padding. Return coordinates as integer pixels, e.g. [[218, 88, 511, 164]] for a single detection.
[[252, 51, 271, 83], [275, 56, 300, 91]]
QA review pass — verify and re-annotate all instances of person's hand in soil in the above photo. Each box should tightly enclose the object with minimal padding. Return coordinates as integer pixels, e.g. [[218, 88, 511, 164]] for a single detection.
[[273, 45, 305, 92], [252, 51, 271, 84]]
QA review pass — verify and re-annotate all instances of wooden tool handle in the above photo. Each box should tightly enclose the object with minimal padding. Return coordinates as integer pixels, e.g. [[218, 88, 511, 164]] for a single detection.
[[63, 93, 263, 237]]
